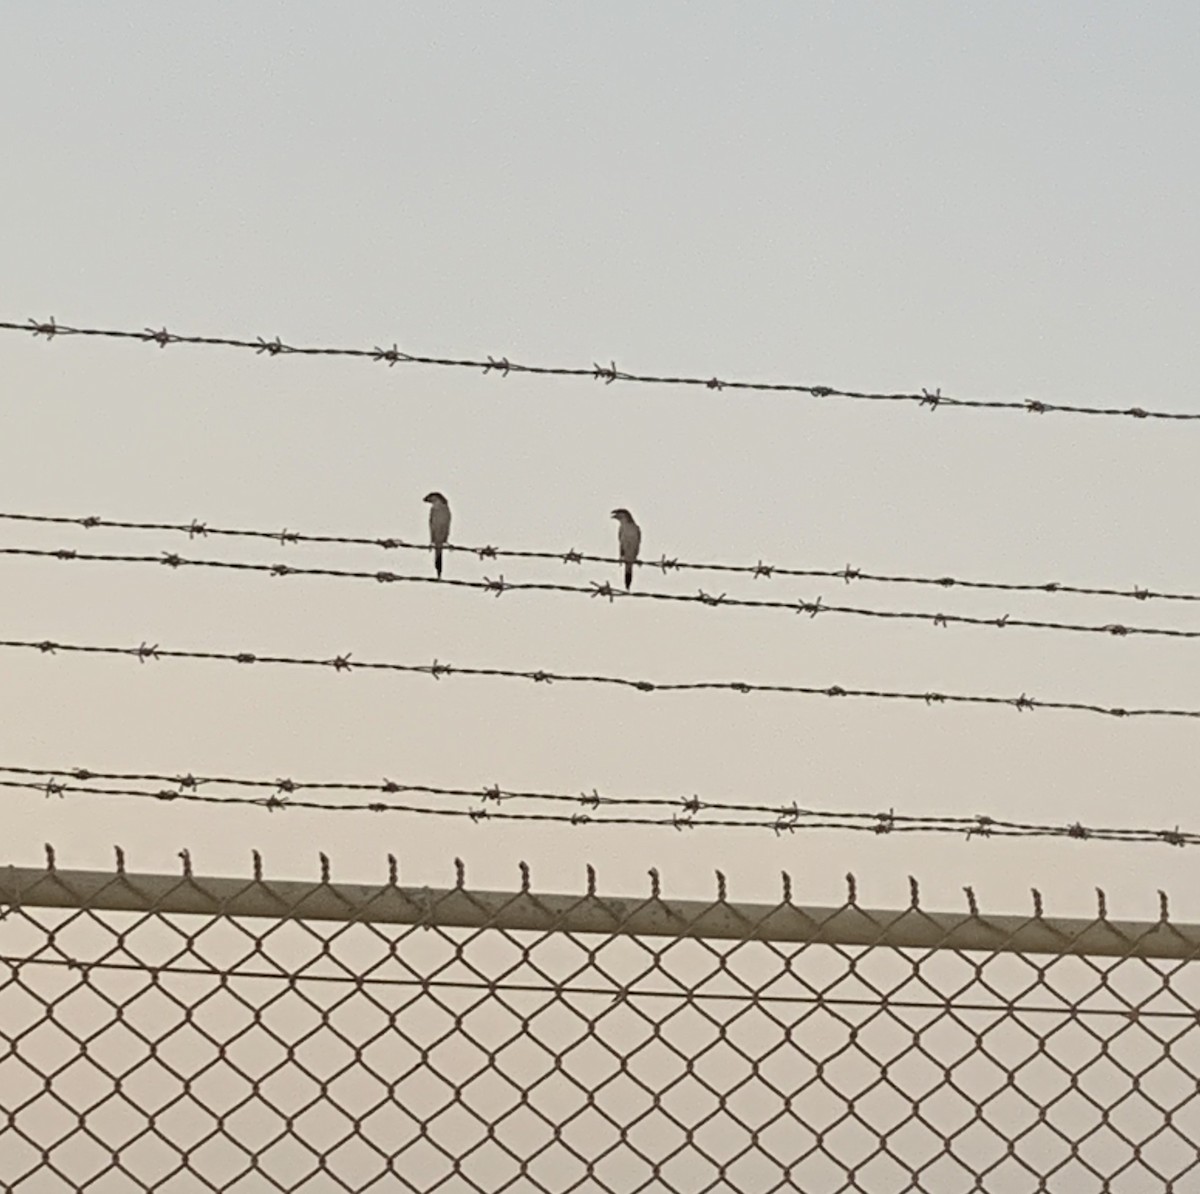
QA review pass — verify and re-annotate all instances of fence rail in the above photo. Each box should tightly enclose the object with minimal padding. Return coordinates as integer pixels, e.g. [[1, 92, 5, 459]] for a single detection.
[[0, 859, 1194, 959], [2, 856, 1198, 1192]]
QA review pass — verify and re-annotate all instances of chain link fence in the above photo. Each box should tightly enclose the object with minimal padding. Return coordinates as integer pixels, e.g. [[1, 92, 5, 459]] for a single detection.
[[2, 854, 1198, 1192]]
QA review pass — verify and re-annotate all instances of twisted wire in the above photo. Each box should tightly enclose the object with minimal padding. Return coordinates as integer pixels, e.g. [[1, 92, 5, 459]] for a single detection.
[[3, 315, 1195, 422], [3, 543, 1196, 645], [11, 950, 1177, 1017], [3, 633, 1196, 721], [3, 509, 1194, 608], [7, 763, 1197, 845]]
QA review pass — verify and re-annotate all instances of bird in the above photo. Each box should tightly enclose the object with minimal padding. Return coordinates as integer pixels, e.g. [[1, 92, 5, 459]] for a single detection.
[[610, 508, 641, 591], [424, 492, 451, 578]]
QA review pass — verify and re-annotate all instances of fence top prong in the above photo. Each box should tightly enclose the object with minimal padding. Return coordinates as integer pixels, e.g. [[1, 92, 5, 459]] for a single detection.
[[964, 885, 979, 917]]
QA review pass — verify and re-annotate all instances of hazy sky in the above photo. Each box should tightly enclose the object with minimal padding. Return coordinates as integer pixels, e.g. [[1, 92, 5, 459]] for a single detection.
[[3, 2, 1199, 919]]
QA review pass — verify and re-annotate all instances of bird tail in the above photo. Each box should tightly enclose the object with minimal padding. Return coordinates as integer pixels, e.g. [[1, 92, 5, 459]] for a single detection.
[[624, 560, 633, 591], [434, 545, 443, 579]]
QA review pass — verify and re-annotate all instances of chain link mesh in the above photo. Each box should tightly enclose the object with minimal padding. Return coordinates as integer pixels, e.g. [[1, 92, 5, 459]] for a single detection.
[[2, 861, 1198, 1192]]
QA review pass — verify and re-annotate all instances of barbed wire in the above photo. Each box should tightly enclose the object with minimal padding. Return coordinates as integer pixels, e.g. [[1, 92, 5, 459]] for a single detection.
[[4, 315, 1196, 423], [2, 632, 1196, 721], [4, 543, 1198, 646], [4, 509, 1196, 609], [7, 764, 1198, 846]]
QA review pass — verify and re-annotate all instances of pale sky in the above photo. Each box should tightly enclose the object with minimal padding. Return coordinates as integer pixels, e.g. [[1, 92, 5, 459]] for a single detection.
[[3, 2, 1200, 919]]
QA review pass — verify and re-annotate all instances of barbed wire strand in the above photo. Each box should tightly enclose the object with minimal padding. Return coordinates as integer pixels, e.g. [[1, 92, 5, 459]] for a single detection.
[[2, 633, 1195, 721], [3, 509, 1194, 609], [9, 763, 1200, 844], [3, 544, 1196, 645], [6, 763, 1197, 846], [3, 316, 1194, 423]]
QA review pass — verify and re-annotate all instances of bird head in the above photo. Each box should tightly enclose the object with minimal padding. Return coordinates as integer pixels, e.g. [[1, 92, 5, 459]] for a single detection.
[[611, 507, 632, 522], [424, 492, 448, 505]]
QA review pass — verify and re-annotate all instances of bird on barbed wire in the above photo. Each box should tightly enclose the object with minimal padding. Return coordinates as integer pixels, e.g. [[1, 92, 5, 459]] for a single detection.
[[610, 507, 641, 591], [424, 492, 451, 579]]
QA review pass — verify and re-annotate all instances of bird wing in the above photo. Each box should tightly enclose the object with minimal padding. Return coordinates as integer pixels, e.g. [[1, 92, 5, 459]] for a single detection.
[[430, 505, 451, 545]]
